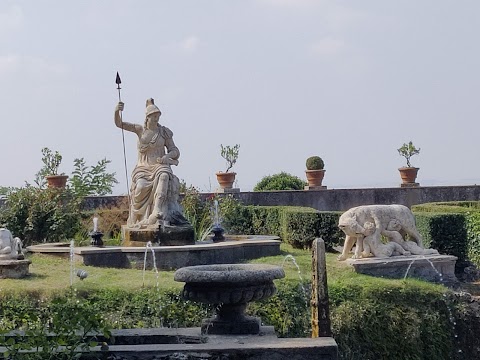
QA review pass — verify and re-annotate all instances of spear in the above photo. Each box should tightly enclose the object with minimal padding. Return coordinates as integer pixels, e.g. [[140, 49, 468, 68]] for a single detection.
[[116, 72, 131, 199]]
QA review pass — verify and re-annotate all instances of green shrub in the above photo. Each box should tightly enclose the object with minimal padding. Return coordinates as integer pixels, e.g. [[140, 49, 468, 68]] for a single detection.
[[415, 212, 468, 272], [181, 190, 247, 239], [181, 187, 214, 241], [466, 211, 480, 267], [281, 207, 320, 248], [413, 201, 480, 269], [76, 208, 129, 245], [0, 187, 81, 246], [1, 281, 472, 360], [250, 206, 282, 236], [223, 204, 342, 249], [0, 290, 111, 359], [317, 211, 344, 251], [69, 157, 118, 197], [254, 172, 306, 191], [218, 194, 251, 234]]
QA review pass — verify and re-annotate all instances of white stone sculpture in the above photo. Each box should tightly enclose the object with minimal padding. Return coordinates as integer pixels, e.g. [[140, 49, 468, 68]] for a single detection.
[[0, 228, 24, 260], [114, 99, 187, 229], [337, 204, 429, 261], [361, 222, 411, 258], [385, 219, 439, 256]]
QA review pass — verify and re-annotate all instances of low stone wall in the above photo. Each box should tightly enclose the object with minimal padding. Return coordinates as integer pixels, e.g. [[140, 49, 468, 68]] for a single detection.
[[81, 185, 480, 211]]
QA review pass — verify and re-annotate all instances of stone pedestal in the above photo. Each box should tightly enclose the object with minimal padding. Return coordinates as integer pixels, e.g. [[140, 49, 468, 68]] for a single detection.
[[201, 303, 261, 335], [216, 187, 240, 193], [122, 223, 195, 247], [400, 182, 419, 187], [0, 259, 31, 279], [346, 254, 458, 286], [304, 185, 327, 190]]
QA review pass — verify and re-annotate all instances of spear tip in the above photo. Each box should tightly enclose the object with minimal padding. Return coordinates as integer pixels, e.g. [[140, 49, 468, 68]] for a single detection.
[[116, 72, 122, 85]]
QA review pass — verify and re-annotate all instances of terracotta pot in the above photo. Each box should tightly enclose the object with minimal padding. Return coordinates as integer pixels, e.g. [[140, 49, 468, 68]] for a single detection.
[[398, 167, 419, 184], [305, 169, 325, 187], [45, 175, 69, 189], [216, 172, 236, 189]]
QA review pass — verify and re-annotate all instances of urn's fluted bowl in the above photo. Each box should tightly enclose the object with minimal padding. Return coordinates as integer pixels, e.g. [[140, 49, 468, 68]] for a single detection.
[[174, 264, 285, 305], [174, 264, 285, 284]]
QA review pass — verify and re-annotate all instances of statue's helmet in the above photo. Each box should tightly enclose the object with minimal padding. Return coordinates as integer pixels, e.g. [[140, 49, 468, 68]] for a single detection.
[[145, 98, 161, 117]]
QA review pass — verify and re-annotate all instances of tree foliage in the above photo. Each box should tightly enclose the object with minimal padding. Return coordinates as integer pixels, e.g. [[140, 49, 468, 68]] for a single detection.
[[69, 158, 118, 197], [0, 186, 81, 246], [254, 172, 306, 191]]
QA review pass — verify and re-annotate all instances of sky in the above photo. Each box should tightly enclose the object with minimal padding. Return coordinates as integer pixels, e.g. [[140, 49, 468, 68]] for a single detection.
[[1, 0, 479, 195]]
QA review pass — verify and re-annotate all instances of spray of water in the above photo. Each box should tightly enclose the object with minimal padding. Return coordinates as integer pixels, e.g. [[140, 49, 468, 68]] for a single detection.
[[403, 255, 459, 349], [282, 254, 309, 308], [403, 255, 443, 283], [213, 200, 220, 227], [69, 240, 75, 287], [143, 241, 159, 288]]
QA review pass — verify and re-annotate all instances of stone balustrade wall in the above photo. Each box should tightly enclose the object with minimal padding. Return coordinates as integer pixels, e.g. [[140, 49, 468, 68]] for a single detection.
[[77, 185, 480, 211]]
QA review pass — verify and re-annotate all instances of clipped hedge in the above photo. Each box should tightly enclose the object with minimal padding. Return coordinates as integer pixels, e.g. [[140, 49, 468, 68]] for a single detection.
[[415, 212, 468, 271], [413, 201, 480, 269], [1, 281, 479, 359], [250, 206, 283, 236], [280, 207, 321, 249], [466, 211, 480, 267], [222, 205, 344, 250]]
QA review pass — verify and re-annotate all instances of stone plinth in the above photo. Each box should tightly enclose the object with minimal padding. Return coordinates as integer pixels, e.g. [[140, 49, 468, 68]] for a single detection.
[[0, 259, 31, 279], [400, 183, 419, 188], [304, 185, 327, 190], [1, 327, 339, 360], [122, 224, 195, 247], [346, 254, 458, 286], [216, 187, 240, 193]]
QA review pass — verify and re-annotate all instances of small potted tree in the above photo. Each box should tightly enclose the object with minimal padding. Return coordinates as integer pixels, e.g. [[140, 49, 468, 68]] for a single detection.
[[305, 156, 326, 189], [41, 147, 69, 188], [216, 144, 239, 190], [397, 141, 420, 186]]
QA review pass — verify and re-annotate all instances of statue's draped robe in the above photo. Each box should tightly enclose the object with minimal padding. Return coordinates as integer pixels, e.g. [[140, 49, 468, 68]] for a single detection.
[[127, 126, 179, 226]]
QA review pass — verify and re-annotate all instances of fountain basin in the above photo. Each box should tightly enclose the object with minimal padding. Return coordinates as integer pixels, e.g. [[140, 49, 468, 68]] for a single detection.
[[175, 264, 285, 335], [26, 235, 281, 270]]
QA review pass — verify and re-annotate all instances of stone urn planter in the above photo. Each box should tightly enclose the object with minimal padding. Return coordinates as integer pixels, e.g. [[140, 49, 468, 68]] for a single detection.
[[45, 175, 69, 188], [174, 264, 285, 335], [215, 172, 236, 190], [305, 169, 325, 187], [398, 167, 419, 186], [305, 155, 326, 189]]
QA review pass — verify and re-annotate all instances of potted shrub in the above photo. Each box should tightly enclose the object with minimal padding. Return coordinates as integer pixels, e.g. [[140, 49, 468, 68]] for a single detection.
[[397, 141, 420, 186], [305, 156, 325, 188], [216, 144, 240, 190], [41, 147, 69, 188]]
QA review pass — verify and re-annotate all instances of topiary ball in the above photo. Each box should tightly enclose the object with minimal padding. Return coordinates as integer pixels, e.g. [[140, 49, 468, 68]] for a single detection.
[[306, 156, 324, 170]]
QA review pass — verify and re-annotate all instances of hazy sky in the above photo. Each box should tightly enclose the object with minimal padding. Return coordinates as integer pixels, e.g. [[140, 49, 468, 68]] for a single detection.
[[1, 1, 479, 194]]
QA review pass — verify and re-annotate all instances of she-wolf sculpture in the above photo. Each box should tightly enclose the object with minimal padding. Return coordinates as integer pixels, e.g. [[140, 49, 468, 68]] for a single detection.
[[337, 204, 437, 261]]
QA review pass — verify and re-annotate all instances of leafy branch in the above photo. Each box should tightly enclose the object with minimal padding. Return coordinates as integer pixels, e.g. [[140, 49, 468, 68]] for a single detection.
[[397, 141, 420, 168], [220, 144, 240, 173]]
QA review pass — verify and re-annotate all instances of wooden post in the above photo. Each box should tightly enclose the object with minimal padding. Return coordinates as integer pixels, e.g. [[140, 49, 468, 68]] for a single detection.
[[311, 238, 332, 337]]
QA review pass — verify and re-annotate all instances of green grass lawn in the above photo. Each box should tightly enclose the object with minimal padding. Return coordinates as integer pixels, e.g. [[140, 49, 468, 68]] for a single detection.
[[2, 243, 342, 294], [4, 242, 473, 296]]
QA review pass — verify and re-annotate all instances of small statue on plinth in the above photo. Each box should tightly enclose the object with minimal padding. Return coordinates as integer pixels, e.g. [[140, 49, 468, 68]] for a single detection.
[[89, 217, 104, 247], [211, 225, 225, 243]]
